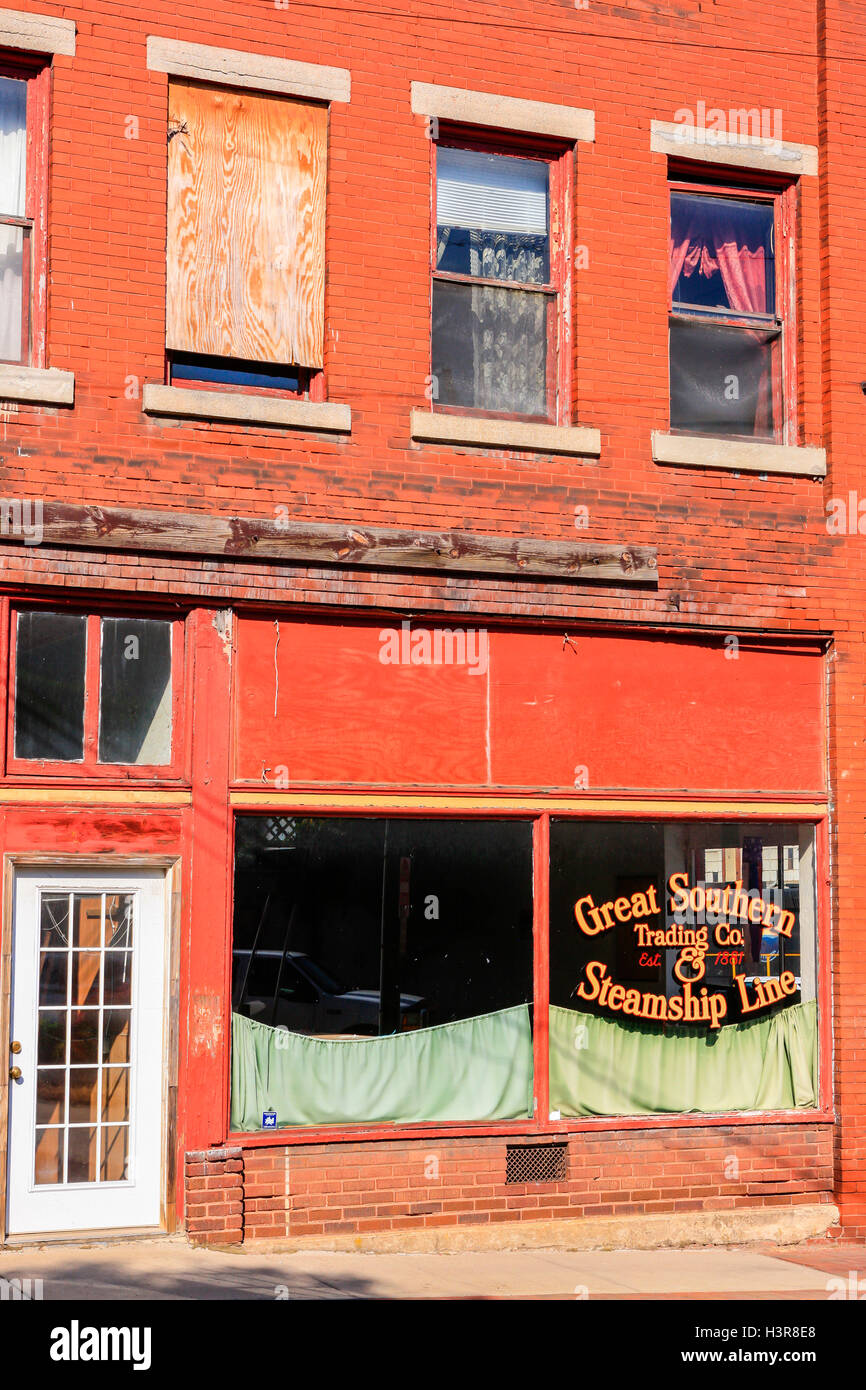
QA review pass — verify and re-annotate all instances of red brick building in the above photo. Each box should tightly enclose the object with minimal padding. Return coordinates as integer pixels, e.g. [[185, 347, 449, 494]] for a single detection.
[[0, 0, 861, 1246]]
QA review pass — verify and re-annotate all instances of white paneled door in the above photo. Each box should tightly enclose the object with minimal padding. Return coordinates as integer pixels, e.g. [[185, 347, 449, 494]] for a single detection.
[[6, 869, 167, 1236]]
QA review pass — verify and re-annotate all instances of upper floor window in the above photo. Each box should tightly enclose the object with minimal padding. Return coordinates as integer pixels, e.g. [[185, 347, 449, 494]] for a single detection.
[[431, 140, 571, 423], [165, 81, 327, 398], [0, 60, 48, 367], [668, 182, 791, 441], [10, 611, 180, 773]]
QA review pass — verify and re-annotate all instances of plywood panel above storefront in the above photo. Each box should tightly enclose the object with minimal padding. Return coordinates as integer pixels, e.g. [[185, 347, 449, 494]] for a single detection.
[[233, 615, 825, 796]]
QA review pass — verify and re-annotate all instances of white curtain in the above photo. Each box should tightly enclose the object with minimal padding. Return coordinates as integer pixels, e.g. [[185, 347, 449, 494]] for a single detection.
[[0, 77, 27, 362]]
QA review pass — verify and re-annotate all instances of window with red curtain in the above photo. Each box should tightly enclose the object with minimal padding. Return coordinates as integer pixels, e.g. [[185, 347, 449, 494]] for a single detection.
[[668, 183, 789, 441]]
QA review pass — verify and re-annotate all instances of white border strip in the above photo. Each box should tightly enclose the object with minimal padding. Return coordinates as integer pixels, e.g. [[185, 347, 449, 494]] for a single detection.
[[651, 119, 817, 177]]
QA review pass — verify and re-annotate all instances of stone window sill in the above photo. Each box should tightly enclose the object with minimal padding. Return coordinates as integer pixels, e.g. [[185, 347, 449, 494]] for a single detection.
[[142, 385, 351, 433], [410, 410, 601, 456], [0, 365, 74, 407], [652, 432, 826, 478]]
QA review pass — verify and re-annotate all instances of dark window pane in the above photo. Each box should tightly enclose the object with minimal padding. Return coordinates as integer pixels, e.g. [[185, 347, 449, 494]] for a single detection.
[[232, 816, 533, 1036], [436, 147, 549, 284], [99, 618, 171, 764], [670, 317, 779, 438], [170, 352, 303, 391], [671, 192, 775, 316], [14, 612, 86, 761], [432, 281, 549, 417]]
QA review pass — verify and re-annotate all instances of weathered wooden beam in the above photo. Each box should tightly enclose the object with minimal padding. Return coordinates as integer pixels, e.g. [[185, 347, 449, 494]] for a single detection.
[[3, 502, 658, 585]]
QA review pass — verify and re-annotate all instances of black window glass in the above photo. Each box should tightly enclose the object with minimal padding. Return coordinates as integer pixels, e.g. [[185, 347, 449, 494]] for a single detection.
[[671, 193, 775, 316], [15, 611, 86, 761], [232, 816, 533, 1036], [98, 618, 172, 765]]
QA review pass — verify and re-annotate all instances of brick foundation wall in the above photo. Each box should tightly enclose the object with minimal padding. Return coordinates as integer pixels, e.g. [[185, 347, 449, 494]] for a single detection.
[[183, 1125, 835, 1246]]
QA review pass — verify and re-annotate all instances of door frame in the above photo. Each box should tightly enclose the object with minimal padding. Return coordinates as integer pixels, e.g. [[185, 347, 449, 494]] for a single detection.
[[0, 854, 180, 1243]]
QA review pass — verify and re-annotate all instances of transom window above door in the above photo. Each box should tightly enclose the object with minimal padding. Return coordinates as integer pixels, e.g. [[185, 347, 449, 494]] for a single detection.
[[9, 610, 182, 773]]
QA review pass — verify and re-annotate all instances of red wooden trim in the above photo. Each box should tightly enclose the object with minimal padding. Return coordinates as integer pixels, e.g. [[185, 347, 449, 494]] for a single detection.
[[27, 61, 48, 369], [0, 597, 9, 778], [532, 812, 550, 1124], [816, 815, 833, 1114], [229, 792, 828, 813], [83, 613, 100, 762], [223, 1107, 834, 1150]]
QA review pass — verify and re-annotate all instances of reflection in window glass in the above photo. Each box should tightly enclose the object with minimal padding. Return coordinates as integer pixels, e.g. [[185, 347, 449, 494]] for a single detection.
[[14, 611, 87, 761], [98, 618, 172, 765], [232, 816, 533, 1036], [550, 821, 814, 1028]]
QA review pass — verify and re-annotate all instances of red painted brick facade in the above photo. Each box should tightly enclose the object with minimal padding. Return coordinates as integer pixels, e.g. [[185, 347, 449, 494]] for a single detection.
[[0, 0, 863, 1247]]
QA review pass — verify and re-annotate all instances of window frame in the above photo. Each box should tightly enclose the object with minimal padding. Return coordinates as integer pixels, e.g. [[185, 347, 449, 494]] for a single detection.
[[667, 170, 798, 446], [0, 53, 49, 369], [5, 607, 186, 781], [162, 79, 328, 404], [430, 126, 573, 427], [224, 804, 831, 1146]]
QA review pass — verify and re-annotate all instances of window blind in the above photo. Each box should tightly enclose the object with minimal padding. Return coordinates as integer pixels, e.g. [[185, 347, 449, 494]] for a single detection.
[[166, 81, 327, 369], [436, 147, 548, 236]]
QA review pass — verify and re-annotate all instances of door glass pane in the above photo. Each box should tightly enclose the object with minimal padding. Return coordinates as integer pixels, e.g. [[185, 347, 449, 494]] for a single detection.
[[68, 1068, 99, 1123], [36, 1070, 65, 1125], [669, 318, 779, 439], [67, 1126, 97, 1183], [14, 612, 87, 762], [436, 148, 550, 283], [72, 894, 102, 949], [432, 280, 549, 416], [99, 618, 172, 765], [33, 890, 136, 1186]]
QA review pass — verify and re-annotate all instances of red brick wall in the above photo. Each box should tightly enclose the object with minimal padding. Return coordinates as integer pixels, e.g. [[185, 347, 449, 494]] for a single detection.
[[0, 0, 863, 1239], [185, 1126, 835, 1246]]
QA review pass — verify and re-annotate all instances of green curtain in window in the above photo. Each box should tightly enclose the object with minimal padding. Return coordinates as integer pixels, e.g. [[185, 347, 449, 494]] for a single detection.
[[549, 1000, 818, 1117], [231, 1005, 534, 1130]]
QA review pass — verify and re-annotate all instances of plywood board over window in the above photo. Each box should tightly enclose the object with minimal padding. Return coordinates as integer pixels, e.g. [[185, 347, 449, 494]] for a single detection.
[[166, 80, 327, 369]]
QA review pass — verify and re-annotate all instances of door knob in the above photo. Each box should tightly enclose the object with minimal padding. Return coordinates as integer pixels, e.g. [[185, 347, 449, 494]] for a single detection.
[[8, 1066, 21, 1081], [10, 1041, 21, 1054]]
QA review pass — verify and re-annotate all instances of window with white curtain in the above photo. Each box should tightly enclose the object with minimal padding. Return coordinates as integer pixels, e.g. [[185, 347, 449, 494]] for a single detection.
[[0, 74, 28, 364], [431, 143, 567, 422]]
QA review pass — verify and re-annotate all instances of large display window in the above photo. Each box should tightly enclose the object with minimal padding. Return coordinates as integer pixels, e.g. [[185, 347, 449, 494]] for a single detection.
[[229, 813, 822, 1133]]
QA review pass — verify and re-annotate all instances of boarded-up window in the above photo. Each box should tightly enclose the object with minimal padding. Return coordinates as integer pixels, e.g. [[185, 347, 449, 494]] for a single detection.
[[166, 81, 327, 369]]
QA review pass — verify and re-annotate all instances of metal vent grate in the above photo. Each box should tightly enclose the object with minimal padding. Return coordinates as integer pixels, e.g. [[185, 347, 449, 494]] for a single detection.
[[506, 1143, 568, 1185]]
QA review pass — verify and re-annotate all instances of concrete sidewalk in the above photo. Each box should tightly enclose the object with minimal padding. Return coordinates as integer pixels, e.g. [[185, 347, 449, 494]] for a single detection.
[[0, 1236, 863, 1300]]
